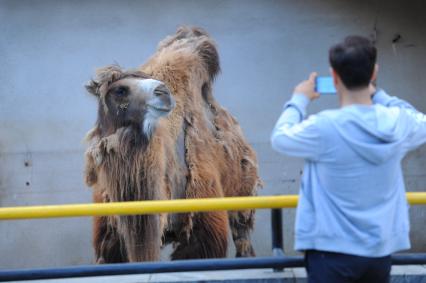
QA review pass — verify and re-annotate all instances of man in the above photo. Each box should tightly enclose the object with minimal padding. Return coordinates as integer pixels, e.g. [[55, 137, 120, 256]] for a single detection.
[[270, 36, 426, 282]]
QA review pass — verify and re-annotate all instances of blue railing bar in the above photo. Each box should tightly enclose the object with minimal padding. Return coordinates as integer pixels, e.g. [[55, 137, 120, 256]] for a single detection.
[[392, 253, 426, 265], [1, 254, 425, 282], [0, 256, 303, 282]]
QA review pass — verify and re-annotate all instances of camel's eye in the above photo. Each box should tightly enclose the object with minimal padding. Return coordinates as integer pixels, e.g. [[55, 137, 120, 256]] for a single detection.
[[113, 86, 128, 98]]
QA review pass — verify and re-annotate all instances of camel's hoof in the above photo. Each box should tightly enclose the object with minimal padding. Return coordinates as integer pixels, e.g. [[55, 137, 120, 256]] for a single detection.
[[235, 240, 256, 258], [96, 257, 105, 264]]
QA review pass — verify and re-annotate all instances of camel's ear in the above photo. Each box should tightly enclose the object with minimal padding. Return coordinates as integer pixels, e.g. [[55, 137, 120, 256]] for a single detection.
[[85, 65, 124, 97], [85, 80, 100, 97]]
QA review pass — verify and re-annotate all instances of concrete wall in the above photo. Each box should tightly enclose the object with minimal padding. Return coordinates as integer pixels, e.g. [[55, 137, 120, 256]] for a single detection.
[[0, 0, 425, 269]]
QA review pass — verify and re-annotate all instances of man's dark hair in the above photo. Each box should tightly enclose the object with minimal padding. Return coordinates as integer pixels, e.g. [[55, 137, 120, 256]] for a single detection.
[[329, 36, 377, 90]]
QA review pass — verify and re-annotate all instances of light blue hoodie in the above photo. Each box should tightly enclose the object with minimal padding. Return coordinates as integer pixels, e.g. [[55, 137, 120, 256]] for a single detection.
[[271, 90, 426, 257]]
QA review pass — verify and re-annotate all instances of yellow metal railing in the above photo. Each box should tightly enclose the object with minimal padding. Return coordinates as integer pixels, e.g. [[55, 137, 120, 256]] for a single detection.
[[0, 192, 425, 220]]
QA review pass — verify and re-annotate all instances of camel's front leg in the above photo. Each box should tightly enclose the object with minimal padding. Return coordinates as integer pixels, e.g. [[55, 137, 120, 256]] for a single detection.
[[119, 214, 162, 262], [93, 215, 128, 263], [92, 190, 128, 263]]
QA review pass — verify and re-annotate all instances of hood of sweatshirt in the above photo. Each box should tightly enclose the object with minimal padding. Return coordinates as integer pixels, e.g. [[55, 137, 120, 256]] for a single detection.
[[328, 104, 412, 164]]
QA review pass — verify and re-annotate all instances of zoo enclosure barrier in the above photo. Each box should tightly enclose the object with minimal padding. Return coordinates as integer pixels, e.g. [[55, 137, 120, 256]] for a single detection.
[[0, 193, 425, 281]]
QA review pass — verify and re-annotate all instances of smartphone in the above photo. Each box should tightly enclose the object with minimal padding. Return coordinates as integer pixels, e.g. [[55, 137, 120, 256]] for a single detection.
[[315, 76, 336, 94]]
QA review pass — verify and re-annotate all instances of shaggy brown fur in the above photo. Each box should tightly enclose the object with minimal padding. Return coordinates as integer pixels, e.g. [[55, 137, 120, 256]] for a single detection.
[[84, 26, 262, 263]]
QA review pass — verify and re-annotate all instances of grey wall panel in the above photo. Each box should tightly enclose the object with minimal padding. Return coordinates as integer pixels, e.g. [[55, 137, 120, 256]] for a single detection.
[[1, 0, 425, 268]]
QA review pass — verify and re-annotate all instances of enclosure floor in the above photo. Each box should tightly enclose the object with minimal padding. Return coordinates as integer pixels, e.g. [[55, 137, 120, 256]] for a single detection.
[[4, 266, 426, 283]]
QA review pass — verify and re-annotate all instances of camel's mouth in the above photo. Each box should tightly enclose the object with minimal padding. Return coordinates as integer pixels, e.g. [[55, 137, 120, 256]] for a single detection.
[[147, 104, 174, 113], [142, 103, 175, 137]]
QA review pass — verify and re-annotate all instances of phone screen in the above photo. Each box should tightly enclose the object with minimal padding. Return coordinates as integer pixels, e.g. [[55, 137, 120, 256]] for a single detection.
[[315, 76, 336, 94]]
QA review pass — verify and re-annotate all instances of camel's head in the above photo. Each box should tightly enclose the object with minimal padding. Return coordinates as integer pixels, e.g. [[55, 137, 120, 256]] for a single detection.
[[86, 65, 175, 138]]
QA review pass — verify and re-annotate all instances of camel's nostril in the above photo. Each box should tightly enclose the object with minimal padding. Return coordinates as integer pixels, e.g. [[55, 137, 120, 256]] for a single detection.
[[154, 84, 170, 97]]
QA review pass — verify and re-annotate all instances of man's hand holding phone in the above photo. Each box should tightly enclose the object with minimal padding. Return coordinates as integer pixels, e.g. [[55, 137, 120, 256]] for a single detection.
[[293, 72, 320, 101]]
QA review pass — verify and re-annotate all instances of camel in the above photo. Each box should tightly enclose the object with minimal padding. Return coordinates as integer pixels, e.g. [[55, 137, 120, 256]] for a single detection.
[[84, 26, 262, 263]]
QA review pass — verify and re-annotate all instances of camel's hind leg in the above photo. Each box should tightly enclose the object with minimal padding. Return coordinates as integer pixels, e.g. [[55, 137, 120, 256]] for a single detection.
[[171, 211, 228, 259], [228, 210, 256, 257]]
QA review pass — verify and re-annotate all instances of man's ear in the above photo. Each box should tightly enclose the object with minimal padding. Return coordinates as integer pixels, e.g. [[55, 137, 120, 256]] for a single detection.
[[371, 64, 379, 85], [330, 68, 340, 86]]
